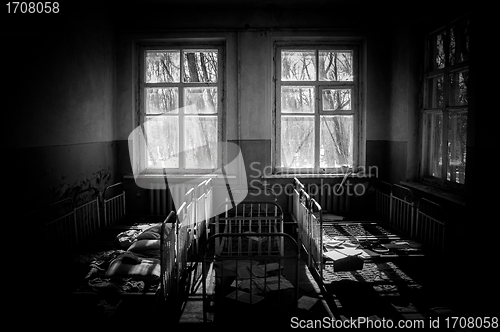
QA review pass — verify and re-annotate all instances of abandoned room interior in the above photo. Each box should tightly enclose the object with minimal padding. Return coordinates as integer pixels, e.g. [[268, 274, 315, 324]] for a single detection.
[[3, 0, 495, 329]]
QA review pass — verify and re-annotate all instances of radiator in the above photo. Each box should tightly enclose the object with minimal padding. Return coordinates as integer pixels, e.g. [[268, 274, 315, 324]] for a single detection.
[[148, 183, 192, 216], [306, 179, 357, 216]]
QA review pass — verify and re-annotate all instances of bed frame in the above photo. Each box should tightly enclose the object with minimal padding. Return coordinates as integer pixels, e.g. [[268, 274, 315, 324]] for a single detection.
[[45, 190, 101, 252], [202, 200, 299, 327], [42, 178, 214, 320], [291, 177, 446, 283], [213, 200, 285, 256], [69, 211, 181, 310]]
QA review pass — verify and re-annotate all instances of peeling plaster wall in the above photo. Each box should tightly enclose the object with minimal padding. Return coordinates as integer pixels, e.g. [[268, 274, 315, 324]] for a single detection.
[[3, 7, 116, 213]]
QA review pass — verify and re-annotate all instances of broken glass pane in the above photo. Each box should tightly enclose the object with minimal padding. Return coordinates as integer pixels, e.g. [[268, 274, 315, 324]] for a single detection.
[[146, 88, 178, 114], [449, 70, 468, 106], [320, 115, 353, 168], [319, 51, 353, 81], [447, 111, 467, 184], [281, 116, 314, 168], [183, 50, 218, 83], [145, 116, 179, 168], [184, 87, 217, 114], [322, 89, 351, 111], [281, 50, 316, 81], [281, 86, 315, 113], [145, 51, 180, 83], [184, 116, 218, 169]]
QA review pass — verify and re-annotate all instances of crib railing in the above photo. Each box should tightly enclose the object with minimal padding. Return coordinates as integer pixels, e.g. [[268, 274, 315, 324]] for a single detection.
[[389, 184, 415, 237], [294, 177, 448, 256], [375, 180, 392, 221], [75, 194, 101, 240], [416, 198, 446, 254], [214, 200, 285, 257], [103, 182, 126, 226], [45, 198, 78, 252], [194, 179, 213, 252], [292, 178, 310, 254], [161, 210, 179, 301], [309, 198, 324, 280], [375, 182, 447, 254], [43, 180, 214, 255]]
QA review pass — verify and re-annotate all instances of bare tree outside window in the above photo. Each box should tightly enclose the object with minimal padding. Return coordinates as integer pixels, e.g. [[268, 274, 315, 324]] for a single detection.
[[141, 47, 221, 171], [277, 47, 356, 172]]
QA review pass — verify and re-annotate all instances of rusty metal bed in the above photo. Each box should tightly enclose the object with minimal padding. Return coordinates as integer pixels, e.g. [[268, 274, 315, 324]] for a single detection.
[[291, 178, 444, 283], [66, 210, 182, 323], [202, 200, 300, 327], [41, 180, 203, 321]]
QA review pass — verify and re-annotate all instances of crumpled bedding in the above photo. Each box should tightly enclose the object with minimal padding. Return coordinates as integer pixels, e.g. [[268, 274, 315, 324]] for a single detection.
[[73, 222, 167, 294]]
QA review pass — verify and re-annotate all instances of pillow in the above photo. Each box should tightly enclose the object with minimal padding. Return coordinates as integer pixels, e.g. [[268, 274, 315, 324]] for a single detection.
[[136, 231, 160, 241], [143, 223, 162, 233], [105, 255, 160, 281], [128, 239, 160, 252], [128, 239, 161, 259]]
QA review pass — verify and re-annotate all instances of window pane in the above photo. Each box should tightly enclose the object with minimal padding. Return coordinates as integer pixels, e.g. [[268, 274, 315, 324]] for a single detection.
[[185, 87, 217, 114], [183, 50, 218, 83], [145, 51, 180, 83], [319, 51, 353, 81], [281, 50, 316, 81], [322, 89, 351, 111], [281, 116, 314, 168], [427, 76, 444, 108], [146, 88, 178, 114], [281, 86, 315, 113], [320, 116, 353, 168], [185, 116, 217, 169], [430, 30, 446, 70], [447, 111, 467, 184], [424, 112, 442, 178], [449, 70, 468, 106], [450, 20, 469, 65], [145, 116, 179, 168]]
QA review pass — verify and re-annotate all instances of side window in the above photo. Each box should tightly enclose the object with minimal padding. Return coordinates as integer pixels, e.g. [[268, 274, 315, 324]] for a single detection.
[[421, 17, 469, 185]]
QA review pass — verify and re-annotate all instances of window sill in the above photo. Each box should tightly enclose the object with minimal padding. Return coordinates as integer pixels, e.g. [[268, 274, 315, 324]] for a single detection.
[[262, 173, 374, 179], [124, 173, 236, 181], [400, 180, 466, 206]]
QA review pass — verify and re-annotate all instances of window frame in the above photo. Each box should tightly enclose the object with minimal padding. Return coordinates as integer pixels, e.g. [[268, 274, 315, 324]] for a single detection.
[[420, 15, 469, 188], [136, 41, 226, 174], [273, 41, 362, 174]]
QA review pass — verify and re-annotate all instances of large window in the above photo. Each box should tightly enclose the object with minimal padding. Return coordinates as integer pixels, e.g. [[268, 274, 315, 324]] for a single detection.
[[137, 43, 224, 172], [274, 43, 360, 173], [422, 16, 469, 185]]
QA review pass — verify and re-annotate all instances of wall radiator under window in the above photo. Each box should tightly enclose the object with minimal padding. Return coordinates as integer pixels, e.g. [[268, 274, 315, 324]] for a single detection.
[[305, 179, 368, 217], [148, 183, 192, 216]]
